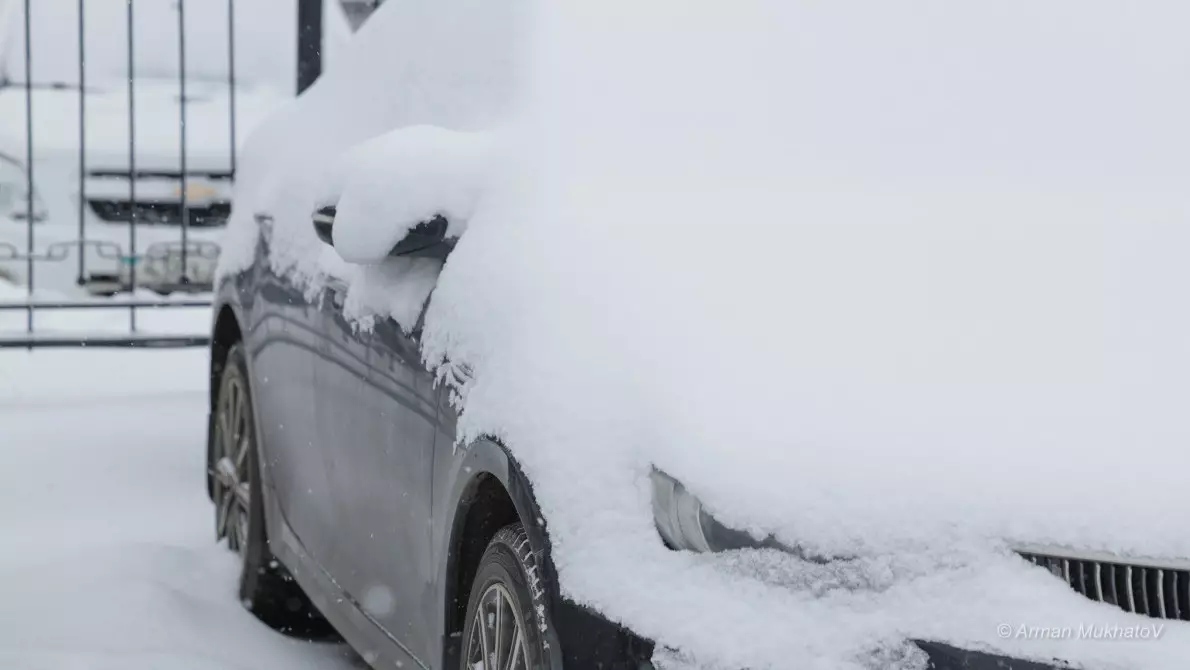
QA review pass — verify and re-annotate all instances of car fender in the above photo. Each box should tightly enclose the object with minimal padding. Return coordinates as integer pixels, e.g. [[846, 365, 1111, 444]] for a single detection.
[[438, 436, 653, 670]]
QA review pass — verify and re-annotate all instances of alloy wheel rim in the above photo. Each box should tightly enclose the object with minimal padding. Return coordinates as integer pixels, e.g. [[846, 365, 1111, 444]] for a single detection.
[[214, 374, 251, 555], [467, 583, 530, 670]]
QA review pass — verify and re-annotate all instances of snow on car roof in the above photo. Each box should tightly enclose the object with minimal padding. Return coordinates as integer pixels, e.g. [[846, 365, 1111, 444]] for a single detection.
[[222, 0, 1190, 668]]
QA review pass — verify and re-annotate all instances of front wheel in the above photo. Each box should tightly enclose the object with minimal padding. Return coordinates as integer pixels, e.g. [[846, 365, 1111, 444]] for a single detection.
[[462, 524, 558, 670]]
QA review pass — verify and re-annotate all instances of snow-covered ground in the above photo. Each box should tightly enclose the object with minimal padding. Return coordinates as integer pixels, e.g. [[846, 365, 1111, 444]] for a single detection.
[[0, 298, 358, 669]]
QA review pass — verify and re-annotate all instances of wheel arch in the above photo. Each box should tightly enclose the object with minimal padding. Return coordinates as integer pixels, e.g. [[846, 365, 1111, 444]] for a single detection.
[[440, 438, 563, 669], [439, 438, 654, 670]]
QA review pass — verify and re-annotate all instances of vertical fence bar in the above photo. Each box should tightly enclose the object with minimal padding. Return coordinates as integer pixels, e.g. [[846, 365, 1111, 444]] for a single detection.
[[23, 0, 34, 337], [178, 0, 189, 283], [227, 0, 237, 181], [127, 0, 137, 331], [77, 0, 86, 285]]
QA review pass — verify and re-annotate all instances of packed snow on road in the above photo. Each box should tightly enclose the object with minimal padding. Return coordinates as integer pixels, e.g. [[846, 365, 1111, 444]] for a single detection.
[[0, 286, 358, 669]]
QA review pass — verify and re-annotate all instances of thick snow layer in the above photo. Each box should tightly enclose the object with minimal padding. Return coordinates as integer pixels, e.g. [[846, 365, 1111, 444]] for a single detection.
[[339, 257, 444, 334], [318, 126, 494, 264], [220, 0, 1190, 668], [0, 342, 358, 669], [216, 0, 527, 285]]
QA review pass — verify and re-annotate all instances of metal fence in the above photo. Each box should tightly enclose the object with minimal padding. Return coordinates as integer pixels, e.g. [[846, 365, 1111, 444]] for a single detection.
[[0, 0, 331, 349]]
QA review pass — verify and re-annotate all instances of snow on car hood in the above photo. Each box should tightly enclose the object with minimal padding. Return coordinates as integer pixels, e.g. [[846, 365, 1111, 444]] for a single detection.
[[221, 0, 1190, 668]]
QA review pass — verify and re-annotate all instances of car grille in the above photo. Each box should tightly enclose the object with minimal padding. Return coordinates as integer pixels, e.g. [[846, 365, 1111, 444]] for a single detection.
[[88, 200, 230, 227], [1018, 549, 1190, 621]]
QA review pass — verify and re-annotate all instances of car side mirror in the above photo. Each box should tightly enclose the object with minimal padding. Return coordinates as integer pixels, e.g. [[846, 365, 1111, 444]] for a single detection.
[[312, 206, 336, 245], [312, 205, 455, 260]]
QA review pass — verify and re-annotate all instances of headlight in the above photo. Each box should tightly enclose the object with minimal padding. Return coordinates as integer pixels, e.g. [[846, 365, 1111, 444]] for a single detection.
[[650, 469, 783, 553], [0, 154, 47, 222]]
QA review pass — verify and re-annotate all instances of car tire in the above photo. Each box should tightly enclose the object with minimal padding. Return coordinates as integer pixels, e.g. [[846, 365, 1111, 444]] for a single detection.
[[462, 523, 559, 670], [212, 343, 329, 637]]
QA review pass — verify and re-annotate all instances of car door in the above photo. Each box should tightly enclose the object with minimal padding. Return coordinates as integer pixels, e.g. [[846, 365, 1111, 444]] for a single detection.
[[244, 217, 339, 568], [318, 265, 442, 665], [306, 273, 380, 585]]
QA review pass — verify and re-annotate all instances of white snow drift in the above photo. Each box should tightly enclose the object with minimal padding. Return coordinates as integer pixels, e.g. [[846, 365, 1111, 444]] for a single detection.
[[317, 126, 494, 265], [0, 327, 357, 670]]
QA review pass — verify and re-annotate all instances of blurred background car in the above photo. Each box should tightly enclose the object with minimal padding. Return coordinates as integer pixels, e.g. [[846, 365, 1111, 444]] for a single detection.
[[0, 0, 352, 296]]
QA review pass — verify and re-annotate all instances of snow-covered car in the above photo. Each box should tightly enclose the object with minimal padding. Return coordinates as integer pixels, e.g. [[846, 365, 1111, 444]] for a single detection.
[[0, 0, 350, 295], [208, 1, 1190, 669]]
